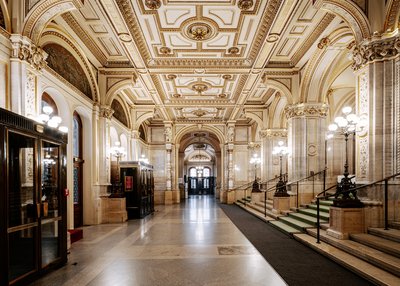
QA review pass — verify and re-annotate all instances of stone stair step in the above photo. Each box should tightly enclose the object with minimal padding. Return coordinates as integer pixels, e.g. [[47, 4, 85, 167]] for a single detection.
[[254, 201, 273, 210], [306, 203, 330, 213], [307, 228, 400, 278], [368, 228, 400, 243], [234, 202, 279, 221], [288, 212, 328, 226], [298, 208, 330, 220], [389, 222, 400, 230], [350, 233, 400, 259], [294, 232, 400, 286], [269, 220, 302, 235], [312, 199, 334, 206], [278, 216, 314, 231]]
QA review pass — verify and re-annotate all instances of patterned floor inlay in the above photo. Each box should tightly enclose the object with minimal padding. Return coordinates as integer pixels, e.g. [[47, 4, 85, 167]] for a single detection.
[[217, 245, 257, 255]]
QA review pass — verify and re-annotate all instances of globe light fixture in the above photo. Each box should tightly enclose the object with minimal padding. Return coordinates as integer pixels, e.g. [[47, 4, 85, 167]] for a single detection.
[[326, 106, 367, 207]]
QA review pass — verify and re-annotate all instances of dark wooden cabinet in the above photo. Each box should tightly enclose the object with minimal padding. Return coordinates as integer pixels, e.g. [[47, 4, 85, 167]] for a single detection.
[[120, 161, 154, 219], [0, 108, 68, 286]]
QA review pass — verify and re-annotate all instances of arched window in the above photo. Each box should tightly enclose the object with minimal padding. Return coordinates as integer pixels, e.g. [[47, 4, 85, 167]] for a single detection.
[[42, 92, 58, 115], [203, 167, 210, 177], [189, 167, 197, 177]]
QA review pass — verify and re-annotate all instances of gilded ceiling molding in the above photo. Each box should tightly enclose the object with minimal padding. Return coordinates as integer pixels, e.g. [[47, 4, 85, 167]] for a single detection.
[[41, 31, 99, 102], [151, 58, 251, 68], [168, 99, 233, 106], [248, 0, 283, 62], [384, 0, 400, 32], [22, 0, 83, 44], [313, 0, 371, 43], [290, 13, 335, 66], [61, 12, 107, 66], [117, 0, 152, 63], [285, 103, 329, 119], [10, 34, 47, 71], [352, 35, 400, 70]]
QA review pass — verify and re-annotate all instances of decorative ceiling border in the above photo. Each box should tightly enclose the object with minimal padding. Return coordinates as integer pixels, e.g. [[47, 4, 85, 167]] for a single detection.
[[62, 12, 107, 65], [248, 0, 283, 62], [117, 0, 152, 63]]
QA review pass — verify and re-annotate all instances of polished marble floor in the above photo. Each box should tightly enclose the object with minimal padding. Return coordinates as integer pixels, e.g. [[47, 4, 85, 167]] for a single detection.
[[29, 196, 287, 286]]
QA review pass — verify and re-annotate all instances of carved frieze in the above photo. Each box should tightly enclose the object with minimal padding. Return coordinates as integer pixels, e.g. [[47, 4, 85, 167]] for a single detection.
[[285, 103, 328, 119], [352, 35, 400, 70], [260, 129, 287, 138]]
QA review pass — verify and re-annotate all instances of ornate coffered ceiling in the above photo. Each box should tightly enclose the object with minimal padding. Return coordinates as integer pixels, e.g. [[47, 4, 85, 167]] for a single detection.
[[52, 0, 344, 124]]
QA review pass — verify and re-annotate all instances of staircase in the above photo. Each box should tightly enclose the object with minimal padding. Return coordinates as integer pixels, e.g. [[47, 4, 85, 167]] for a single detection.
[[235, 196, 400, 284], [236, 196, 332, 235], [295, 227, 400, 285]]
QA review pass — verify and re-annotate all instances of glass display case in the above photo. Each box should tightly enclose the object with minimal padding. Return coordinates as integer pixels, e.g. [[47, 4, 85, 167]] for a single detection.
[[0, 108, 67, 286]]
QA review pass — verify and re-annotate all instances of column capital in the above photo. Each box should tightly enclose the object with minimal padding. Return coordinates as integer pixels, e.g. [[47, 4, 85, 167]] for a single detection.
[[10, 34, 48, 71], [130, 130, 140, 139], [285, 103, 328, 119], [352, 34, 400, 70], [100, 105, 114, 119]]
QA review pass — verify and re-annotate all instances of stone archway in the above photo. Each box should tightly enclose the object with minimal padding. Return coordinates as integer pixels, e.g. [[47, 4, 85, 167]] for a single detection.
[[176, 126, 224, 200]]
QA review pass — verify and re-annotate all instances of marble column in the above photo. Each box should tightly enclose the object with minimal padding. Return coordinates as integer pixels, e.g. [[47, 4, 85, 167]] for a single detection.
[[260, 129, 288, 181], [352, 34, 400, 182], [9, 34, 47, 117], [285, 103, 328, 182], [97, 105, 114, 194]]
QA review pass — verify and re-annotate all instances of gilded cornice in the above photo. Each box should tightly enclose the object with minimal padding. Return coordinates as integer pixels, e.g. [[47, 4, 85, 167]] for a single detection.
[[61, 12, 107, 66], [149, 58, 251, 68], [263, 70, 298, 76], [41, 31, 99, 101], [285, 103, 329, 119], [352, 35, 400, 70]]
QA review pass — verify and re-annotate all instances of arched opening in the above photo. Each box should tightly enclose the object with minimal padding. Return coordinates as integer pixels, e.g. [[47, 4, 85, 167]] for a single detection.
[[179, 131, 221, 198], [73, 111, 84, 228]]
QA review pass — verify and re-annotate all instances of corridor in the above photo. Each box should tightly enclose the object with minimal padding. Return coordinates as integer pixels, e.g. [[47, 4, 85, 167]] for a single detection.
[[29, 197, 286, 286]]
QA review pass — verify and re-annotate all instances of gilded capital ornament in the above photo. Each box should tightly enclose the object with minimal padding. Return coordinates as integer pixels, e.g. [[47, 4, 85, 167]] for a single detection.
[[100, 106, 114, 119], [10, 35, 48, 71], [352, 35, 400, 70], [260, 129, 287, 138], [285, 103, 328, 119]]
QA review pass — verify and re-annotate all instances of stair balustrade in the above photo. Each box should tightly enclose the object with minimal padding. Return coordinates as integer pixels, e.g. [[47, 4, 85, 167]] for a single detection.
[[315, 172, 400, 243], [286, 169, 327, 209]]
